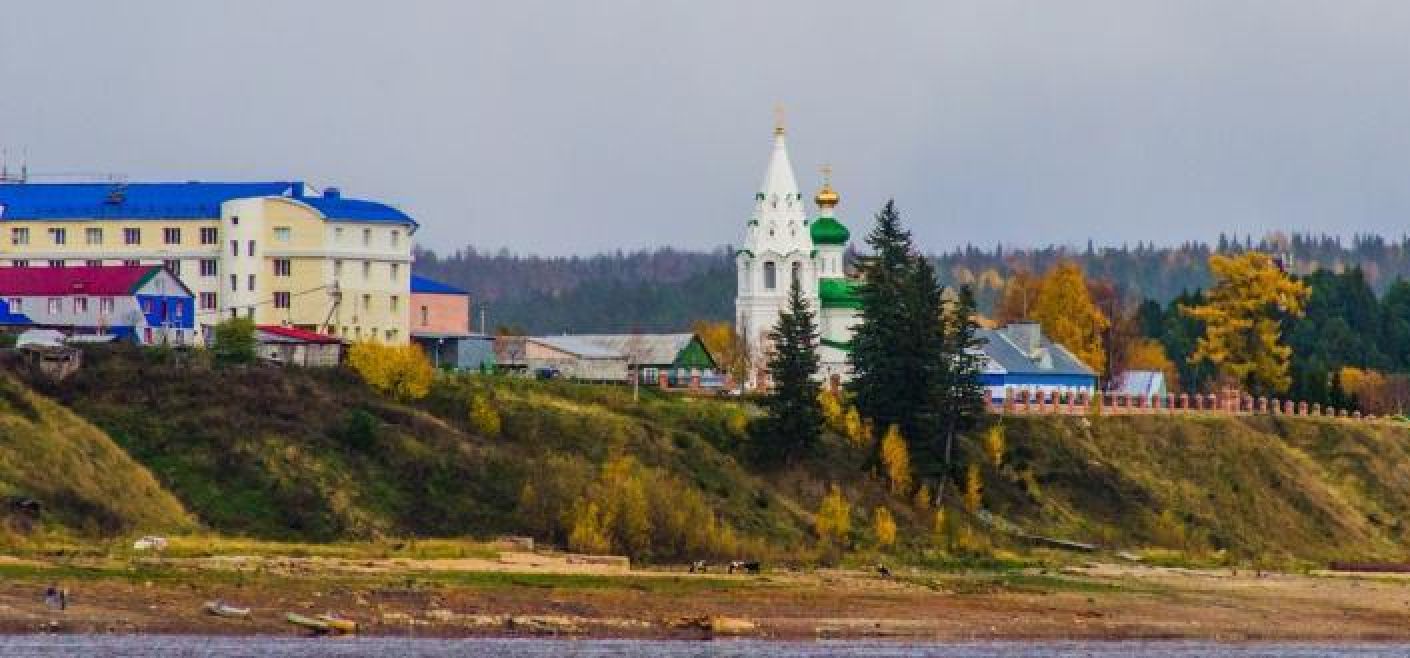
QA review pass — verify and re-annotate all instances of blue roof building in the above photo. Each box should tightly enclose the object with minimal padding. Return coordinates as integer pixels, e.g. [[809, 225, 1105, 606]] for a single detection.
[[975, 322, 1099, 401]]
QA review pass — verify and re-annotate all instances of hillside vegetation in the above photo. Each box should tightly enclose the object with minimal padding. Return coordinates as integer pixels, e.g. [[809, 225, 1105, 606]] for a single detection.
[[15, 347, 1410, 566], [0, 365, 190, 538]]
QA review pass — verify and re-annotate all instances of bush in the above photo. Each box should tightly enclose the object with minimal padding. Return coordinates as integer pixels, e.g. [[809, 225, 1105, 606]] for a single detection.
[[467, 393, 501, 438], [347, 342, 434, 401], [815, 484, 850, 546], [873, 506, 897, 547], [211, 318, 256, 366], [880, 425, 912, 496]]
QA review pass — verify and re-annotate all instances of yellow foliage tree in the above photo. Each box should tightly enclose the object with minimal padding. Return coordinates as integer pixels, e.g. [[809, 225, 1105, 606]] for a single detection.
[[879, 425, 912, 496], [1183, 253, 1309, 394], [567, 500, 612, 554], [912, 484, 932, 511], [692, 320, 751, 385], [1031, 261, 1109, 373], [983, 425, 1005, 469], [1124, 338, 1181, 393], [963, 464, 984, 513], [818, 390, 844, 429], [815, 485, 851, 545], [842, 407, 869, 448], [932, 508, 948, 547], [347, 341, 435, 401], [467, 393, 502, 438], [993, 269, 1040, 325], [873, 507, 897, 547]]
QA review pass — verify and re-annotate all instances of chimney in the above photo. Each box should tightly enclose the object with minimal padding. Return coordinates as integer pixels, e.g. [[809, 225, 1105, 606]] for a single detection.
[[1007, 322, 1042, 359]]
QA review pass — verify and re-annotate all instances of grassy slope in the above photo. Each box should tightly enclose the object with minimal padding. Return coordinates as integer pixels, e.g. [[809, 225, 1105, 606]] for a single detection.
[[988, 414, 1410, 563], [22, 347, 1410, 565], [0, 370, 190, 537]]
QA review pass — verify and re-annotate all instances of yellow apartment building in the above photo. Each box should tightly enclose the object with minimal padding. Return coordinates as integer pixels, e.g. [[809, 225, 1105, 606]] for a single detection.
[[0, 181, 416, 343]]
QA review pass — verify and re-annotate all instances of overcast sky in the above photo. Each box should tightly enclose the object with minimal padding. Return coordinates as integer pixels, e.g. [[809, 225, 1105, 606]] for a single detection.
[[5, 2, 1410, 255]]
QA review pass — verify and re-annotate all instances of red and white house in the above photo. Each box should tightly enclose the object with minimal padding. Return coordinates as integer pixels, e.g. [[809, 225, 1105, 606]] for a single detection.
[[0, 265, 195, 345]]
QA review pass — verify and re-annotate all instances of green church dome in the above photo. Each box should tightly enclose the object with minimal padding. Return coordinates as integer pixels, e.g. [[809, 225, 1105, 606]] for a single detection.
[[810, 216, 850, 246], [819, 277, 861, 309]]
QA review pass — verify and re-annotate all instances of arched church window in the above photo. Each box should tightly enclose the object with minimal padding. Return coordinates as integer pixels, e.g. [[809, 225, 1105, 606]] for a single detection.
[[791, 261, 801, 286], [764, 262, 777, 290]]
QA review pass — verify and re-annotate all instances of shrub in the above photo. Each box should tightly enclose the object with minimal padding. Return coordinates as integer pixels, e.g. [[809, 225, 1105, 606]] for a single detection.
[[912, 484, 932, 511], [347, 341, 434, 401], [873, 506, 897, 547], [880, 425, 913, 496], [815, 484, 850, 545], [964, 464, 984, 513], [567, 500, 612, 554], [211, 318, 256, 366], [338, 408, 381, 451], [932, 508, 948, 548], [467, 393, 501, 438]]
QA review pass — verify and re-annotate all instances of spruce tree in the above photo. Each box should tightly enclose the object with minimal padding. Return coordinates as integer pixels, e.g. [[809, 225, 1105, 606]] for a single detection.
[[848, 201, 943, 449], [755, 277, 823, 465], [937, 284, 987, 470]]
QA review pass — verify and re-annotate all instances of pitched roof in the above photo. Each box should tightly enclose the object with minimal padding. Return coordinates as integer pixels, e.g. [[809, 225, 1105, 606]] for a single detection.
[[977, 326, 1097, 378], [410, 275, 467, 295], [567, 333, 698, 365], [256, 325, 343, 344], [0, 181, 414, 225], [0, 265, 178, 296], [531, 335, 626, 359]]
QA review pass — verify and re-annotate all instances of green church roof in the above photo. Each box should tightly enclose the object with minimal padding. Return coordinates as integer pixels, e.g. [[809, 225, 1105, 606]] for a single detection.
[[810, 216, 850, 245], [819, 277, 862, 309]]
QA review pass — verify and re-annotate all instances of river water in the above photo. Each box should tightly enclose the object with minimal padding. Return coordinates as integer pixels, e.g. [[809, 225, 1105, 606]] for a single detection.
[[0, 637, 1407, 657]]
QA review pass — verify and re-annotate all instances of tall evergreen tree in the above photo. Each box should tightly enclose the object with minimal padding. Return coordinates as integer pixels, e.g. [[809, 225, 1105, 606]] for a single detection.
[[754, 278, 822, 465], [848, 201, 942, 447], [937, 285, 987, 473]]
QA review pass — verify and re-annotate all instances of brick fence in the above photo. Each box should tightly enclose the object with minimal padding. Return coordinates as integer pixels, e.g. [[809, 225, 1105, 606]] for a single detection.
[[988, 387, 1377, 422]]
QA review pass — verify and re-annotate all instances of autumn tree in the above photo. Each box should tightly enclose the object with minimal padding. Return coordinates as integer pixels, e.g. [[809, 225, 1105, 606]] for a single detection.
[[1030, 261, 1109, 374], [879, 425, 913, 495], [1123, 339, 1180, 393], [1183, 252, 1310, 394], [752, 278, 823, 464], [692, 320, 750, 385], [347, 341, 435, 400], [993, 269, 1039, 325], [815, 485, 851, 545], [873, 507, 897, 547]]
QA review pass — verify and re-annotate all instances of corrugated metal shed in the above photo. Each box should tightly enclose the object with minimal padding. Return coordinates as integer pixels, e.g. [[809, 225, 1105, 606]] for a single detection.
[[568, 333, 702, 367]]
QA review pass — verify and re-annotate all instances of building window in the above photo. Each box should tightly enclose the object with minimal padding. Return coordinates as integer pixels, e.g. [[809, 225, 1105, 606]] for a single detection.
[[390, 295, 399, 312], [123, 227, 141, 245], [99, 297, 114, 314], [85, 227, 103, 245], [245, 307, 254, 319], [85, 259, 102, 267], [230, 240, 238, 257], [48, 227, 66, 245], [273, 291, 291, 309], [391, 230, 400, 248], [200, 259, 217, 277], [247, 274, 256, 291], [390, 263, 400, 281], [247, 240, 255, 257], [142, 299, 153, 314], [122, 259, 139, 267], [273, 259, 291, 277], [47, 298, 60, 315], [229, 274, 237, 291], [763, 261, 777, 290], [791, 261, 801, 286], [7, 298, 20, 313], [333, 260, 343, 277], [274, 227, 291, 243], [362, 294, 371, 310], [199, 292, 217, 310], [163, 227, 181, 245], [419, 305, 429, 326], [11, 260, 27, 268], [163, 259, 181, 276], [10, 227, 28, 245], [48, 260, 65, 268], [73, 297, 88, 313], [386, 329, 396, 342], [362, 261, 371, 280], [362, 229, 371, 246], [335, 227, 344, 242], [200, 227, 218, 245]]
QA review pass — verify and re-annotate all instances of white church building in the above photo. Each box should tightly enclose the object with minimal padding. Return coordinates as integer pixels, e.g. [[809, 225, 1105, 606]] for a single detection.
[[735, 119, 861, 389]]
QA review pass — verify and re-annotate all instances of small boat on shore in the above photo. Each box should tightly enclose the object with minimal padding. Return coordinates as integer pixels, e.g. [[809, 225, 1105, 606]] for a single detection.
[[285, 612, 331, 634], [202, 601, 251, 619], [316, 613, 359, 634]]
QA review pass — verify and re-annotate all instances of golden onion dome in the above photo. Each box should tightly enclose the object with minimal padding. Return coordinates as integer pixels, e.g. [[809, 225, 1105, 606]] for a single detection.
[[814, 182, 840, 209]]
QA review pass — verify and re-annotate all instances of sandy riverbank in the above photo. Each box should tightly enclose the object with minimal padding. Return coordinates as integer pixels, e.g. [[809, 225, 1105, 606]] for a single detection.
[[2, 553, 1410, 641]]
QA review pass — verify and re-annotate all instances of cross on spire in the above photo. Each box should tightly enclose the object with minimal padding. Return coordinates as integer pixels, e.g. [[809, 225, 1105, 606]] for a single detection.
[[773, 103, 786, 136]]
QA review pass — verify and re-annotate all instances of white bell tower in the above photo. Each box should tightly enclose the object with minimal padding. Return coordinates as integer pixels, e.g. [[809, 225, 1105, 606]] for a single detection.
[[735, 109, 819, 387]]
